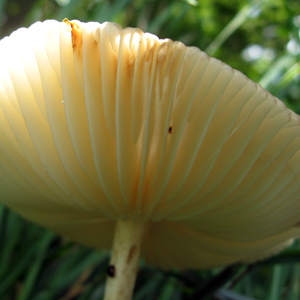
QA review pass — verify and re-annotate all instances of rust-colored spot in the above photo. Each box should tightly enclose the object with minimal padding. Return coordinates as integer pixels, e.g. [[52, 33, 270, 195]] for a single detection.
[[168, 126, 173, 134], [63, 19, 83, 56], [127, 245, 137, 264]]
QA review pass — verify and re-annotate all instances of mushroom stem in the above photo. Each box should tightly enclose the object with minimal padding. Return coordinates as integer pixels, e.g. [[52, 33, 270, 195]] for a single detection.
[[103, 219, 146, 300]]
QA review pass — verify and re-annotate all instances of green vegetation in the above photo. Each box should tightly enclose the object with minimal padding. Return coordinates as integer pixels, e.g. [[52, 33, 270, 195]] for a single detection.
[[1, 0, 300, 299]]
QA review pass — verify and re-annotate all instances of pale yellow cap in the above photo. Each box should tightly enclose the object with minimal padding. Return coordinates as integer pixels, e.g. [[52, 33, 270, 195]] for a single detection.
[[1, 19, 300, 269]]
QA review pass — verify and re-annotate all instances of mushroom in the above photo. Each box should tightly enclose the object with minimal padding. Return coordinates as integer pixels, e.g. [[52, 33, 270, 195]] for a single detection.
[[1, 19, 300, 299]]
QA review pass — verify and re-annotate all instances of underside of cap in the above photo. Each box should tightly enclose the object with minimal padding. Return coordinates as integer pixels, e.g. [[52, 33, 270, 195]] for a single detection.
[[0, 19, 300, 269]]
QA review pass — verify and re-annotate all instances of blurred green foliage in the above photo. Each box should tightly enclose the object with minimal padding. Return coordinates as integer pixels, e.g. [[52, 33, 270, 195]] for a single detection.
[[1, 0, 300, 299]]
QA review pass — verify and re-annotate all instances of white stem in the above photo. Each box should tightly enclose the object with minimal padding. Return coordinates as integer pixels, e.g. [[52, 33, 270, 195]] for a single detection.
[[103, 219, 146, 300]]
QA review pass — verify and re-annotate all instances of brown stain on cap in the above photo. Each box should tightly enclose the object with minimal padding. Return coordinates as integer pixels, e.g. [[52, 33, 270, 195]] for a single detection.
[[63, 19, 83, 56]]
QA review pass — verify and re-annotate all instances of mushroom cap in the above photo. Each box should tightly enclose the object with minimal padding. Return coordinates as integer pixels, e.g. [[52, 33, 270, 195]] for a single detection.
[[1, 19, 300, 269]]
